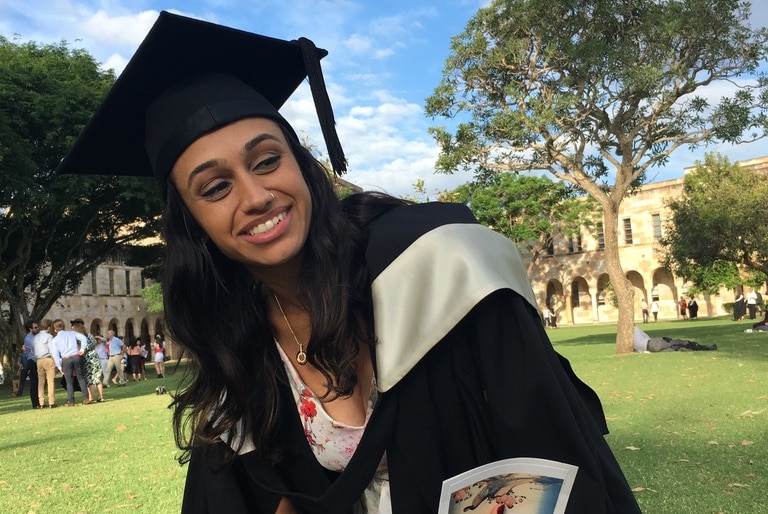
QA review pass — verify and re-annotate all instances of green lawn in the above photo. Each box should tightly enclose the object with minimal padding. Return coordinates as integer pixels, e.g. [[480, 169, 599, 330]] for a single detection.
[[0, 366, 186, 513], [549, 317, 768, 514], [1, 318, 766, 513]]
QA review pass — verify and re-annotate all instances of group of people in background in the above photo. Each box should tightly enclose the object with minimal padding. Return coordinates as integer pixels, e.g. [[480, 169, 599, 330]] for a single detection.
[[12, 319, 168, 409], [640, 297, 698, 323], [641, 298, 661, 322], [678, 296, 699, 320], [541, 305, 558, 329], [733, 287, 764, 321]]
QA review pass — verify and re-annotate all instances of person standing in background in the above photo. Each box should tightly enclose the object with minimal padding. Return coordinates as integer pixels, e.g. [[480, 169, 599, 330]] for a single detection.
[[650, 300, 660, 322], [641, 299, 649, 323], [688, 297, 699, 320], [16, 320, 41, 409], [34, 319, 57, 408], [51, 319, 89, 406], [746, 288, 758, 320], [152, 335, 165, 378], [95, 335, 109, 380], [127, 338, 145, 381], [72, 319, 104, 403], [733, 290, 746, 321], [102, 330, 126, 387]]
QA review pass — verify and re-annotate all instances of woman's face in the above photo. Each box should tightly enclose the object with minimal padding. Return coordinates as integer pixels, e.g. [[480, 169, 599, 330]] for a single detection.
[[170, 117, 312, 277]]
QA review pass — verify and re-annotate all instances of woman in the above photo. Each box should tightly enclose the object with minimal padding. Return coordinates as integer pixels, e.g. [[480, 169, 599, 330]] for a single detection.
[[73, 320, 104, 403], [152, 335, 165, 378], [688, 296, 699, 320], [734, 291, 746, 321], [650, 300, 660, 322], [127, 339, 144, 381], [752, 310, 768, 330], [58, 12, 639, 513]]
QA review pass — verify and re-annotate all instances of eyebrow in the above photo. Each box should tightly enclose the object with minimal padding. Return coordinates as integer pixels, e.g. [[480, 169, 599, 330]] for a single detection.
[[185, 133, 283, 190]]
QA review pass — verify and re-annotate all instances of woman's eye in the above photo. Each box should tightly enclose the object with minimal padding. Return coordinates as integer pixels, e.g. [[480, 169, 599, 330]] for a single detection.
[[200, 180, 231, 199], [252, 154, 281, 173]]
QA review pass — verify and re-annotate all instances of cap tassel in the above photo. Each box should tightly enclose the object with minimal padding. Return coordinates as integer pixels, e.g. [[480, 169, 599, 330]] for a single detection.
[[298, 37, 347, 175]]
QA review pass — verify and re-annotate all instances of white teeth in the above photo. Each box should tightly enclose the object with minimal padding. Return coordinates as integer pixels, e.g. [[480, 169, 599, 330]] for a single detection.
[[248, 213, 285, 235]]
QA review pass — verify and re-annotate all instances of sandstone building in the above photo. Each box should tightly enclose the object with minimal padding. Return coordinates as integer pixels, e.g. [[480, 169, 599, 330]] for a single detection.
[[43, 252, 174, 357], [523, 155, 768, 326]]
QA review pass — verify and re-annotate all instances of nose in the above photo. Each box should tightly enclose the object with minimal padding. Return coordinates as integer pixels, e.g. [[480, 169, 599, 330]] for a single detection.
[[236, 173, 275, 213]]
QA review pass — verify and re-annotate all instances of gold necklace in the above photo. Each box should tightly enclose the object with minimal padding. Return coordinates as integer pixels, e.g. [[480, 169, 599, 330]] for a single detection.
[[272, 293, 308, 365]]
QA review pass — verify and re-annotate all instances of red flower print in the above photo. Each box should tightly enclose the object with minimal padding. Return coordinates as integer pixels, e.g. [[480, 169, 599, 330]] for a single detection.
[[300, 398, 317, 418]]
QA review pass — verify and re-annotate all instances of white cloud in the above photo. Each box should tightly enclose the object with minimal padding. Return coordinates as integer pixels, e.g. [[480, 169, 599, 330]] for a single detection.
[[344, 33, 372, 54], [100, 52, 129, 74], [77, 9, 158, 47]]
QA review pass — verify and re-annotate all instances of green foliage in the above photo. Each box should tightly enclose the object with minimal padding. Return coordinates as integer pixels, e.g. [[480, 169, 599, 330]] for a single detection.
[[426, 0, 768, 352], [444, 173, 598, 260], [662, 153, 768, 292], [426, 0, 768, 188], [140, 282, 165, 313], [0, 38, 164, 368]]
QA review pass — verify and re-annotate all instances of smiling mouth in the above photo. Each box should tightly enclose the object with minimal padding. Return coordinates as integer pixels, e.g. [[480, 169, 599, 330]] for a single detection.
[[247, 212, 286, 235]]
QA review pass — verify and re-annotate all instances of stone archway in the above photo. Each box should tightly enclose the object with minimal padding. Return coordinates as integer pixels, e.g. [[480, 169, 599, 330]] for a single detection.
[[596, 273, 615, 322], [89, 318, 104, 338], [569, 276, 592, 324], [651, 268, 677, 320], [546, 279, 565, 325], [626, 270, 647, 320]]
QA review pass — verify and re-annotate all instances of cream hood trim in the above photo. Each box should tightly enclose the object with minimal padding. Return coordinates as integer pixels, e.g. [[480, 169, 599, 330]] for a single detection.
[[372, 223, 537, 392]]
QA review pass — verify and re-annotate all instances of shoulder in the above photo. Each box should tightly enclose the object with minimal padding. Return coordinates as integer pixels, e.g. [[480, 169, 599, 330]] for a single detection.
[[365, 202, 476, 272], [366, 202, 539, 391], [365, 202, 535, 308]]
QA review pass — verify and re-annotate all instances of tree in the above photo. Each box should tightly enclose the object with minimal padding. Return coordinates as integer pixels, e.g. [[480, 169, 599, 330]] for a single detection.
[[425, 0, 768, 353], [662, 152, 768, 294], [441, 173, 598, 274], [139, 283, 165, 313], [0, 37, 164, 372]]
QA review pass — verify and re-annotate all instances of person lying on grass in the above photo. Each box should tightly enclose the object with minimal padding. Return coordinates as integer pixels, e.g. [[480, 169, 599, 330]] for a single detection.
[[633, 326, 717, 353]]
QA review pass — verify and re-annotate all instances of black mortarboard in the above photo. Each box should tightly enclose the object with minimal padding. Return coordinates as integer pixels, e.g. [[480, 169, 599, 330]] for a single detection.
[[57, 11, 346, 192]]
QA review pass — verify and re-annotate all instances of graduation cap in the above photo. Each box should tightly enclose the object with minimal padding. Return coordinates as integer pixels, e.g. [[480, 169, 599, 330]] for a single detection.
[[57, 11, 346, 193]]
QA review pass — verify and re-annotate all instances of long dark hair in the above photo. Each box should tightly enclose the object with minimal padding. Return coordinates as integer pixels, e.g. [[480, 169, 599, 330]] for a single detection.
[[164, 125, 405, 462]]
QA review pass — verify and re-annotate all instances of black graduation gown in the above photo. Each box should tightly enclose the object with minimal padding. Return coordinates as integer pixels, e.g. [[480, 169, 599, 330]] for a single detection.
[[181, 202, 640, 513]]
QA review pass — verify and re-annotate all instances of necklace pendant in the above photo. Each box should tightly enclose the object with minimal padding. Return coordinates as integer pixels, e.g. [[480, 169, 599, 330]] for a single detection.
[[296, 349, 308, 365]]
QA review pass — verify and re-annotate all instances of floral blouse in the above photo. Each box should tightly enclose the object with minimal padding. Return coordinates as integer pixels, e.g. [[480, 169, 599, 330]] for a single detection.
[[276, 342, 391, 513]]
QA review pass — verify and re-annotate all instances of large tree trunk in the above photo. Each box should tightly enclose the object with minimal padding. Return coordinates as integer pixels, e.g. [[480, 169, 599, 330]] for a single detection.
[[602, 205, 635, 354]]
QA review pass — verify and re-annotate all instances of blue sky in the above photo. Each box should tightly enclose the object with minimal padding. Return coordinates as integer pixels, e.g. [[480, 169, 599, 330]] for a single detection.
[[2, 1, 767, 198]]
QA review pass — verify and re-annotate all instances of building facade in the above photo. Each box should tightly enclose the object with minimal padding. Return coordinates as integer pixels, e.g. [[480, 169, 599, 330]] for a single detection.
[[523, 155, 768, 325], [43, 255, 175, 357]]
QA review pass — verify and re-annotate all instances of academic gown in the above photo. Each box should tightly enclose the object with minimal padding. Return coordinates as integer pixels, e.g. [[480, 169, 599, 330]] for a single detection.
[[181, 202, 641, 514]]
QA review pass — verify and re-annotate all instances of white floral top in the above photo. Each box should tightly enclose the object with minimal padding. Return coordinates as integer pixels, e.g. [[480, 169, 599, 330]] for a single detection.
[[276, 342, 391, 513]]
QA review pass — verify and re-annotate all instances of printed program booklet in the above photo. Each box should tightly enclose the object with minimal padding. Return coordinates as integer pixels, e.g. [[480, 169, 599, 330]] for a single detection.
[[438, 457, 578, 514]]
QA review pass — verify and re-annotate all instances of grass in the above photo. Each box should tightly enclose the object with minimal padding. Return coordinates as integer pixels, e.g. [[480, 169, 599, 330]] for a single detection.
[[1, 318, 766, 513], [549, 317, 768, 514], [0, 366, 186, 513]]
